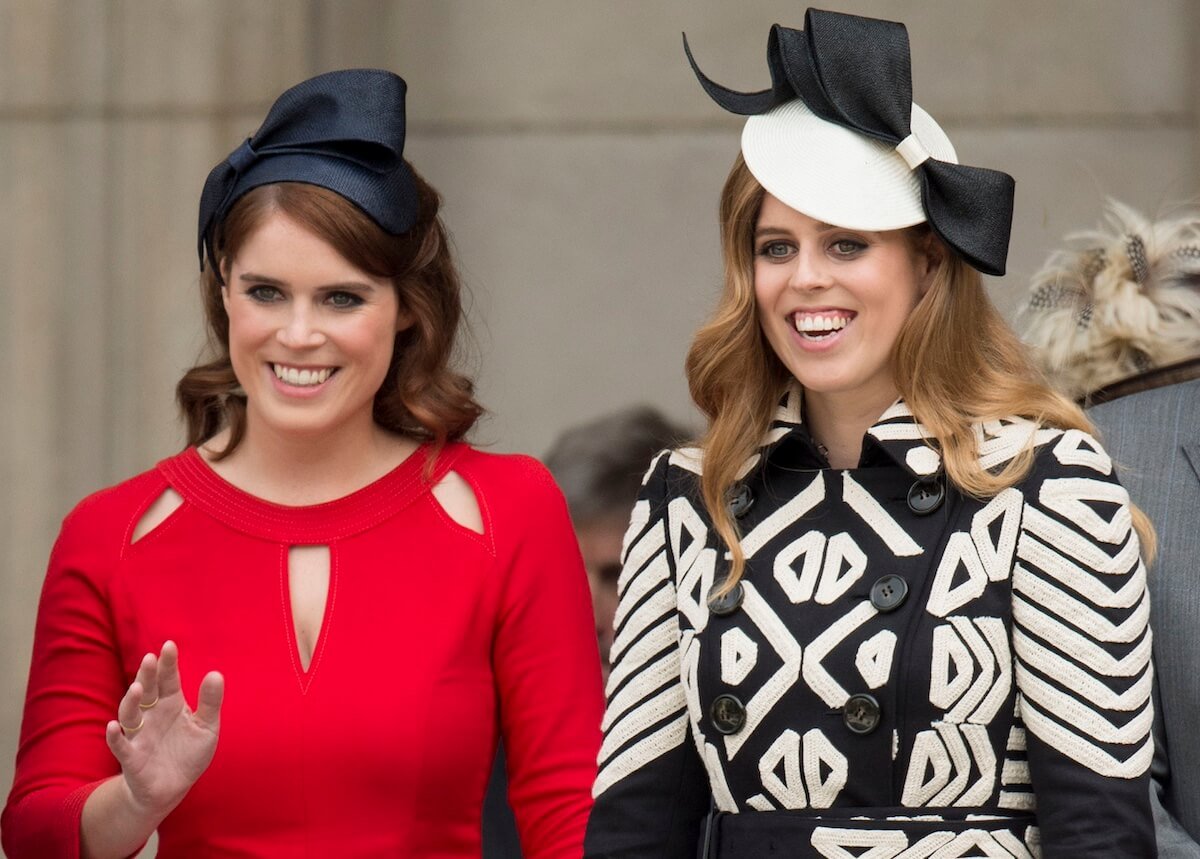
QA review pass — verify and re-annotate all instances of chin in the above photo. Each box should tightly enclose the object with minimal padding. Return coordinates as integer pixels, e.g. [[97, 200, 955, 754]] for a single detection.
[[251, 406, 340, 439], [790, 373, 857, 395]]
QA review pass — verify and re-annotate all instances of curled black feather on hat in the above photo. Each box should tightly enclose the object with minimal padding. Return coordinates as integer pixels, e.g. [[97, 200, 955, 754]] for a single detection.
[[684, 9, 1016, 277], [197, 68, 419, 280]]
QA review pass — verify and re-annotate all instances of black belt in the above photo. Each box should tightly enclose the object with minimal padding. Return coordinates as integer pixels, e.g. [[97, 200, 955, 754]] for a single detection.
[[700, 807, 1038, 858]]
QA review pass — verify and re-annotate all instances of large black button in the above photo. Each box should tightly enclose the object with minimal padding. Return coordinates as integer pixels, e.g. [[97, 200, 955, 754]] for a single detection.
[[708, 581, 745, 616], [843, 693, 881, 735], [869, 575, 909, 613], [710, 694, 747, 735], [727, 483, 754, 519], [906, 479, 945, 515]]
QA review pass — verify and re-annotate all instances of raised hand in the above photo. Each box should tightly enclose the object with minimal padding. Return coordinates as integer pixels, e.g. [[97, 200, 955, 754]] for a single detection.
[[104, 641, 224, 819]]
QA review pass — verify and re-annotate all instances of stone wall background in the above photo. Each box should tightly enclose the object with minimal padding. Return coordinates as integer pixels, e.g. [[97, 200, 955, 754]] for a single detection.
[[1, 1, 1197, 848]]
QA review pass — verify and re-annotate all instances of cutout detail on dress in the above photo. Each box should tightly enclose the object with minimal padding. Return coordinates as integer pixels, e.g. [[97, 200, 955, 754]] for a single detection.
[[431, 470, 484, 534], [289, 545, 331, 672], [131, 488, 185, 544]]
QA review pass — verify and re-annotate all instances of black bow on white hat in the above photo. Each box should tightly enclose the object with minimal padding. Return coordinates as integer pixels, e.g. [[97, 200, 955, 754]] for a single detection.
[[685, 9, 1015, 276]]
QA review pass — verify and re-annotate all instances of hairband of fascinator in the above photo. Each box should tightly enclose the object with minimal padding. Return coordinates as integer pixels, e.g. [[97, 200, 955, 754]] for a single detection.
[[684, 8, 1015, 276], [197, 68, 419, 281]]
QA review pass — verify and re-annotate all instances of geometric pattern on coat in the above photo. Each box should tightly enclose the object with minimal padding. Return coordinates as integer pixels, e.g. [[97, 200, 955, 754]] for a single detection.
[[809, 824, 1041, 858], [586, 389, 1155, 857]]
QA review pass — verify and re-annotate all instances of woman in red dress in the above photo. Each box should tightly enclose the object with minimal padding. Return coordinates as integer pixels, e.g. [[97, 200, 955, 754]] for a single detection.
[[2, 69, 603, 858]]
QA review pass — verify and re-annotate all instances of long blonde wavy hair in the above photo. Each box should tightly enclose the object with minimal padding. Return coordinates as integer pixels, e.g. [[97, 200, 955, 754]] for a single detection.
[[687, 155, 1155, 593]]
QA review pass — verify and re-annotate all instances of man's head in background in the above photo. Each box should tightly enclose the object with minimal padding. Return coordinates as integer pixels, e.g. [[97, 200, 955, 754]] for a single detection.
[[544, 406, 692, 678]]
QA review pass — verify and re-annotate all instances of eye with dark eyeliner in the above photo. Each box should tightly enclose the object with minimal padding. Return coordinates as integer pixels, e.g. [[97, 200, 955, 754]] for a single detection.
[[830, 238, 867, 257], [246, 284, 283, 303], [326, 291, 366, 309], [756, 240, 795, 261]]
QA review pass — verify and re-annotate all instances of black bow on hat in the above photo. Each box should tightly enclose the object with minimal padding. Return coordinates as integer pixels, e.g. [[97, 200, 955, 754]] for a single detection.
[[684, 9, 1015, 276], [197, 68, 419, 278]]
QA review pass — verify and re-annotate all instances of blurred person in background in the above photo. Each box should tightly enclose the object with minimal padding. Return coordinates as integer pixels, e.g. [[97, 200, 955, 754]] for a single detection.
[[484, 405, 691, 858], [2, 69, 602, 858], [544, 405, 694, 679], [585, 9, 1157, 856], [1023, 200, 1200, 857]]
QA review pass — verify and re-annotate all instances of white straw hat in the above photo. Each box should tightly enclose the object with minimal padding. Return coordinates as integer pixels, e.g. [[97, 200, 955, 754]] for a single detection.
[[741, 98, 958, 231]]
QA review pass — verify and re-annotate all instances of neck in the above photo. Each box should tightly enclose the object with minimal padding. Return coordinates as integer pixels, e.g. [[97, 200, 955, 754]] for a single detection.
[[804, 384, 900, 470], [203, 413, 418, 505]]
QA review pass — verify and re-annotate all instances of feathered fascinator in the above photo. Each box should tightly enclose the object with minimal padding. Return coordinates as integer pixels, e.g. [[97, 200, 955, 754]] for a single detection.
[[1022, 200, 1200, 401]]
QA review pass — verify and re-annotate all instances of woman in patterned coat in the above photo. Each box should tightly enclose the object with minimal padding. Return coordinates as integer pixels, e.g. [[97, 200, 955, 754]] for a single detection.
[[584, 9, 1156, 858]]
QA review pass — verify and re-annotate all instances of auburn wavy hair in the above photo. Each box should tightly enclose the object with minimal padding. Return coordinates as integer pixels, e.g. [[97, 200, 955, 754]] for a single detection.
[[177, 172, 482, 460], [687, 155, 1155, 595]]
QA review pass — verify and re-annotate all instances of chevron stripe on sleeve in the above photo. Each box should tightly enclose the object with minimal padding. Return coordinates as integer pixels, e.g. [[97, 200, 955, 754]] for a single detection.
[[1010, 429, 1153, 845], [585, 453, 710, 858], [593, 452, 689, 798]]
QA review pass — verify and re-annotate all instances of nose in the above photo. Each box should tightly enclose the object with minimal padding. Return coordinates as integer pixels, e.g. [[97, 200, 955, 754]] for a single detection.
[[788, 246, 834, 291], [275, 305, 327, 349]]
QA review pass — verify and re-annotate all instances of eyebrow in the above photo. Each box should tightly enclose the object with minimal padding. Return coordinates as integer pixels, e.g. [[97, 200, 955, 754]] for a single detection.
[[755, 221, 840, 238], [755, 226, 790, 239], [238, 272, 379, 291]]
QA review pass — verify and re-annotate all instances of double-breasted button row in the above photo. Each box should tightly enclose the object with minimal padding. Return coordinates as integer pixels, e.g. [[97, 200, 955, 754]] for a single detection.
[[709, 691, 882, 737], [711, 575, 907, 616], [731, 474, 942, 517]]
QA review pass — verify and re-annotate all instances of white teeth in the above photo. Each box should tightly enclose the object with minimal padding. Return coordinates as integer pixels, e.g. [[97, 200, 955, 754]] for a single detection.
[[273, 364, 332, 386], [794, 314, 850, 335]]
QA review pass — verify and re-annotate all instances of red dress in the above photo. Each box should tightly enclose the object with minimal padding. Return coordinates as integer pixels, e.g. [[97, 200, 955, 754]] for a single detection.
[[2, 443, 604, 858]]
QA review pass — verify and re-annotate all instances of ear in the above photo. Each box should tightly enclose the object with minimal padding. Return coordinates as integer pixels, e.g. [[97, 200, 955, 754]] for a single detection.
[[393, 286, 416, 333], [219, 258, 233, 310], [915, 233, 944, 296]]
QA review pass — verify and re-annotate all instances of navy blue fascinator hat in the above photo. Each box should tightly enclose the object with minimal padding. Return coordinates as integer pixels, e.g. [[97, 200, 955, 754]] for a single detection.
[[685, 8, 1015, 276], [197, 68, 419, 279]]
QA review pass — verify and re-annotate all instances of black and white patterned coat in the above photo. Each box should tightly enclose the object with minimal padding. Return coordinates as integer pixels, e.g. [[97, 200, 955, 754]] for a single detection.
[[584, 389, 1154, 858]]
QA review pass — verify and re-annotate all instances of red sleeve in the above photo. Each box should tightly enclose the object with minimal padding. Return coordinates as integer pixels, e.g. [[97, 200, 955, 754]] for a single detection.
[[1, 489, 138, 859], [486, 456, 605, 859]]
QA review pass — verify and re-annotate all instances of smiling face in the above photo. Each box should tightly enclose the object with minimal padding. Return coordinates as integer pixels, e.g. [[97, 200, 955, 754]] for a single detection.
[[753, 193, 935, 410], [222, 210, 408, 443]]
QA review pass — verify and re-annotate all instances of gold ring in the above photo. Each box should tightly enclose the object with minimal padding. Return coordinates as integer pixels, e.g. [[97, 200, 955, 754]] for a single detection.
[[138, 695, 159, 710], [120, 714, 145, 737]]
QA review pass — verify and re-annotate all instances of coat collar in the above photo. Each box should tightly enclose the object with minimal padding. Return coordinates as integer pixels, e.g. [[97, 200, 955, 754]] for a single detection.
[[755, 383, 943, 481]]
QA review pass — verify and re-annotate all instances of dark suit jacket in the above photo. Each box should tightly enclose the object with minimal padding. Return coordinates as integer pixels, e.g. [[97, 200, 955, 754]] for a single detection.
[[1091, 376, 1200, 858]]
